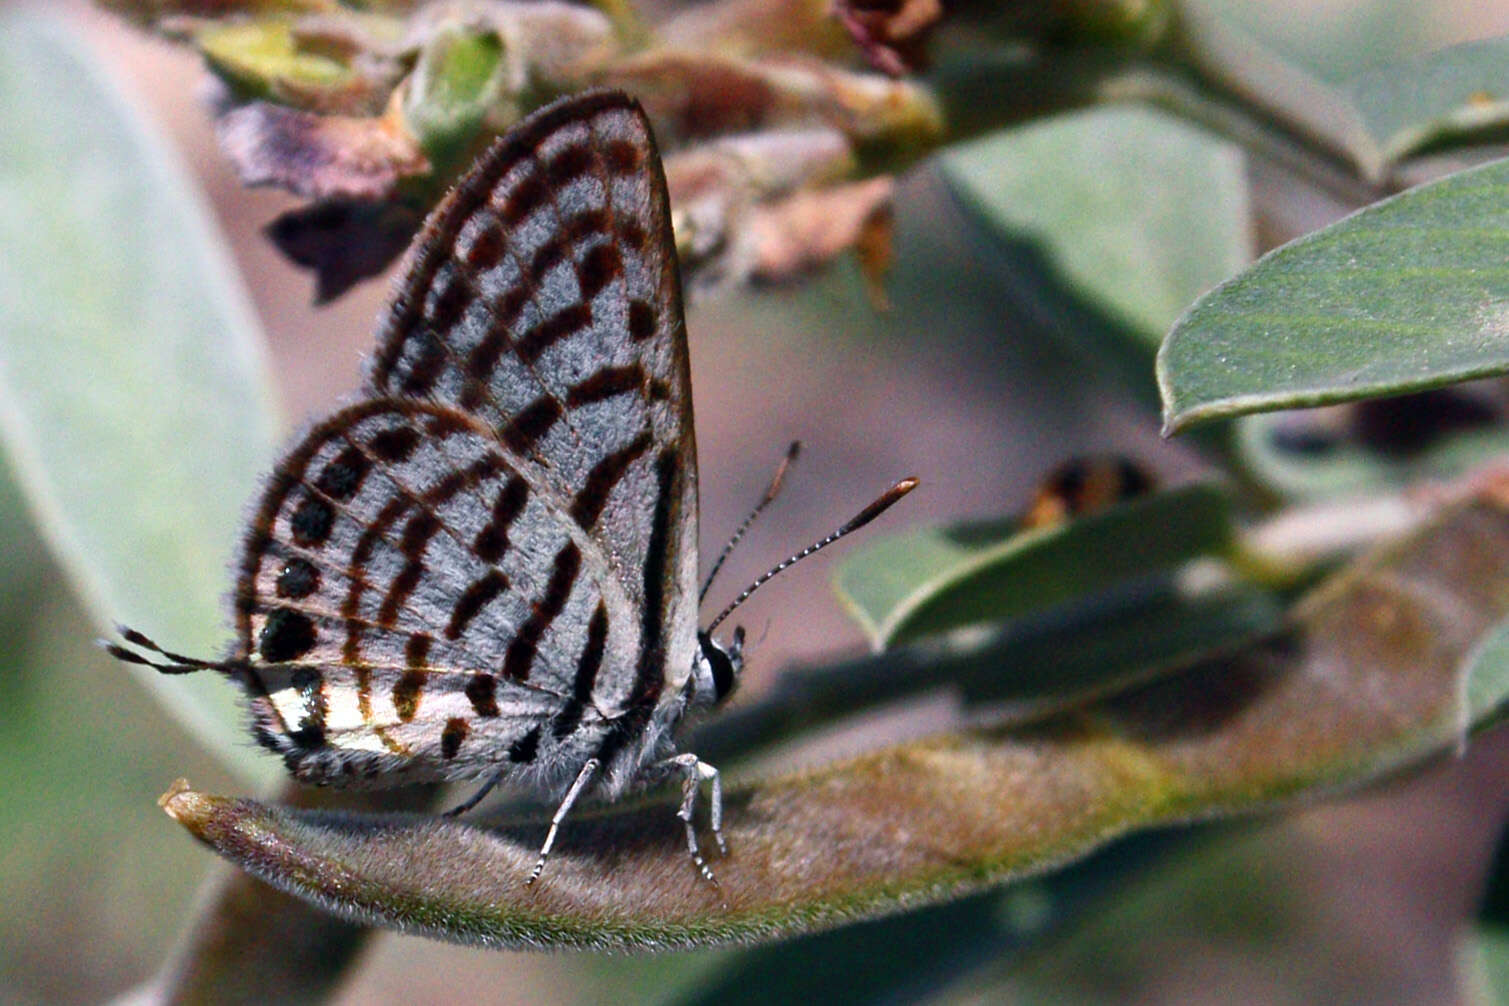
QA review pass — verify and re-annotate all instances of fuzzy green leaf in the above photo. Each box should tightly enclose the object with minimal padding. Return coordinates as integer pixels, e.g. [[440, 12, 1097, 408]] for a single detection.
[[1159, 156, 1509, 434], [159, 490, 1509, 949], [833, 485, 1233, 649], [0, 13, 280, 784]]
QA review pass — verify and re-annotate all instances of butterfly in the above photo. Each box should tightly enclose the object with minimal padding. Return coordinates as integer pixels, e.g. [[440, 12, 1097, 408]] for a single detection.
[[109, 89, 914, 886]]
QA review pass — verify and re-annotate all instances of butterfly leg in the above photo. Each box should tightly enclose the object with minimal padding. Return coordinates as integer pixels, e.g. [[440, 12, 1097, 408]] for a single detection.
[[443, 769, 507, 818], [655, 753, 724, 885], [526, 758, 600, 885]]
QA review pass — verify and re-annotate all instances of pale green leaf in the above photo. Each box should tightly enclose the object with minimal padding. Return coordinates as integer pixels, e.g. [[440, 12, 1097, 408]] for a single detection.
[[942, 106, 1249, 398], [834, 485, 1233, 649], [0, 13, 280, 784], [1346, 36, 1509, 175], [1159, 156, 1509, 434]]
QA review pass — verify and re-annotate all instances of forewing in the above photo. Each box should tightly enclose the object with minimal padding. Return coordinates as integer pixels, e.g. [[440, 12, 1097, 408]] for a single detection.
[[366, 90, 699, 657], [233, 400, 640, 784]]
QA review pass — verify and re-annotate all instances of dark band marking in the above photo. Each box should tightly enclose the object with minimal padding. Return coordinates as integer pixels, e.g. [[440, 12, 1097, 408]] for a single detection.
[[465, 286, 531, 388], [284, 724, 325, 751], [578, 243, 623, 302], [566, 365, 644, 409], [345, 496, 412, 622], [636, 449, 677, 701], [508, 724, 541, 764], [370, 425, 421, 463], [286, 665, 327, 749], [571, 432, 652, 530], [400, 510, 441, 558], [464, 220, 505, 271], [405, 633, 432, 668], [290, 495, 334, 547], [421, 453, 504, 506], [441, 717, 470, 759], [445, 569, 509, 641], [343, 494, 413, 691], [516, 303, 592, 365], [392, 669, 425, 722], [620, 220, 648, 254], [499, 169, 548, 226], [426, 266, 474, 332], [627, 299, 655, 341], [474, 475, 527, 564], [493, 285, 529, 336], [501, 396, 563, 454], [604, 138, 642, 175], [276, 558, 321, 599], [378, 511, 441, 627], [529, 233, 568, 280], [399, 332, 447, 396], [547, 143, 593, 185], [523, 211, 616, 303], [553, 602, 608, 739], [564, 209, 610, 243], [316, 446, 369, 500], [423, 411, 473, 439], [593, 448, 676, 768], [258, 608, 317, 663], [501, 543, 581, 682], [465, 673, 499, 717]]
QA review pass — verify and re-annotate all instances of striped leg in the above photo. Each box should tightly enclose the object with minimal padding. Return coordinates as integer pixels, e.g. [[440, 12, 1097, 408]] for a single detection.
[[655, 752, 724, 885], [526, 758, 599, 885]]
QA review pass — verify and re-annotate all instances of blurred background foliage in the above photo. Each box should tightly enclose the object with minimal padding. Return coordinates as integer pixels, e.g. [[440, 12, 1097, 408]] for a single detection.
[[6, 0, 1509, 1002]]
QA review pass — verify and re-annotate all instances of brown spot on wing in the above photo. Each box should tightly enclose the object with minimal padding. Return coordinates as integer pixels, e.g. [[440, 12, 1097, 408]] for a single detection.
[[466, 673, 500, 717], [258, 608, 318, 663], [392, 669, 425, 722], [441, 717, 470, 759], [627, 299, 655, 341]]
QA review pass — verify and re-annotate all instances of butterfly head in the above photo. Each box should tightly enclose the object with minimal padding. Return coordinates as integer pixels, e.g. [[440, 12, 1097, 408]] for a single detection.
[[691, 627, 744, 710]]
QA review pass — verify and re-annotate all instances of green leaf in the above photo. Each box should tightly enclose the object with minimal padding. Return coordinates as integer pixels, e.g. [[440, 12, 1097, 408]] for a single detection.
[[1159, 156, 1509, 435], [670, 831, 1188, 1006], [1345, 36, 1509, 177], [196, 18, 357, 105], [1234, 401, 1509, 501], [0, 13, 280, 784], [401, 25, 507, 170], [833, 484, 1233, 649], [157, 490, 1509, 949], [941, 106, 1249, 401], [1464, 925, 1509, 1006]]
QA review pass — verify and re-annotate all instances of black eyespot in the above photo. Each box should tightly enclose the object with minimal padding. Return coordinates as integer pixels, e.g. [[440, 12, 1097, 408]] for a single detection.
[[699, 632, 738, 704]]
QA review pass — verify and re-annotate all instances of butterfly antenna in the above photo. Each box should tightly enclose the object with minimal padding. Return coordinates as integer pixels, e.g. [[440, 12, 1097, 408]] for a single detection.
[[699, 441, 801, 604], [102, 625, 228, 675], [706, 476, 918, 634]]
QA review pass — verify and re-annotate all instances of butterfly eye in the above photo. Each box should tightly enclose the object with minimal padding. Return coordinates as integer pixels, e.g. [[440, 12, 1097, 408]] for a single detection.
[[696, 632, 739, 706]]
